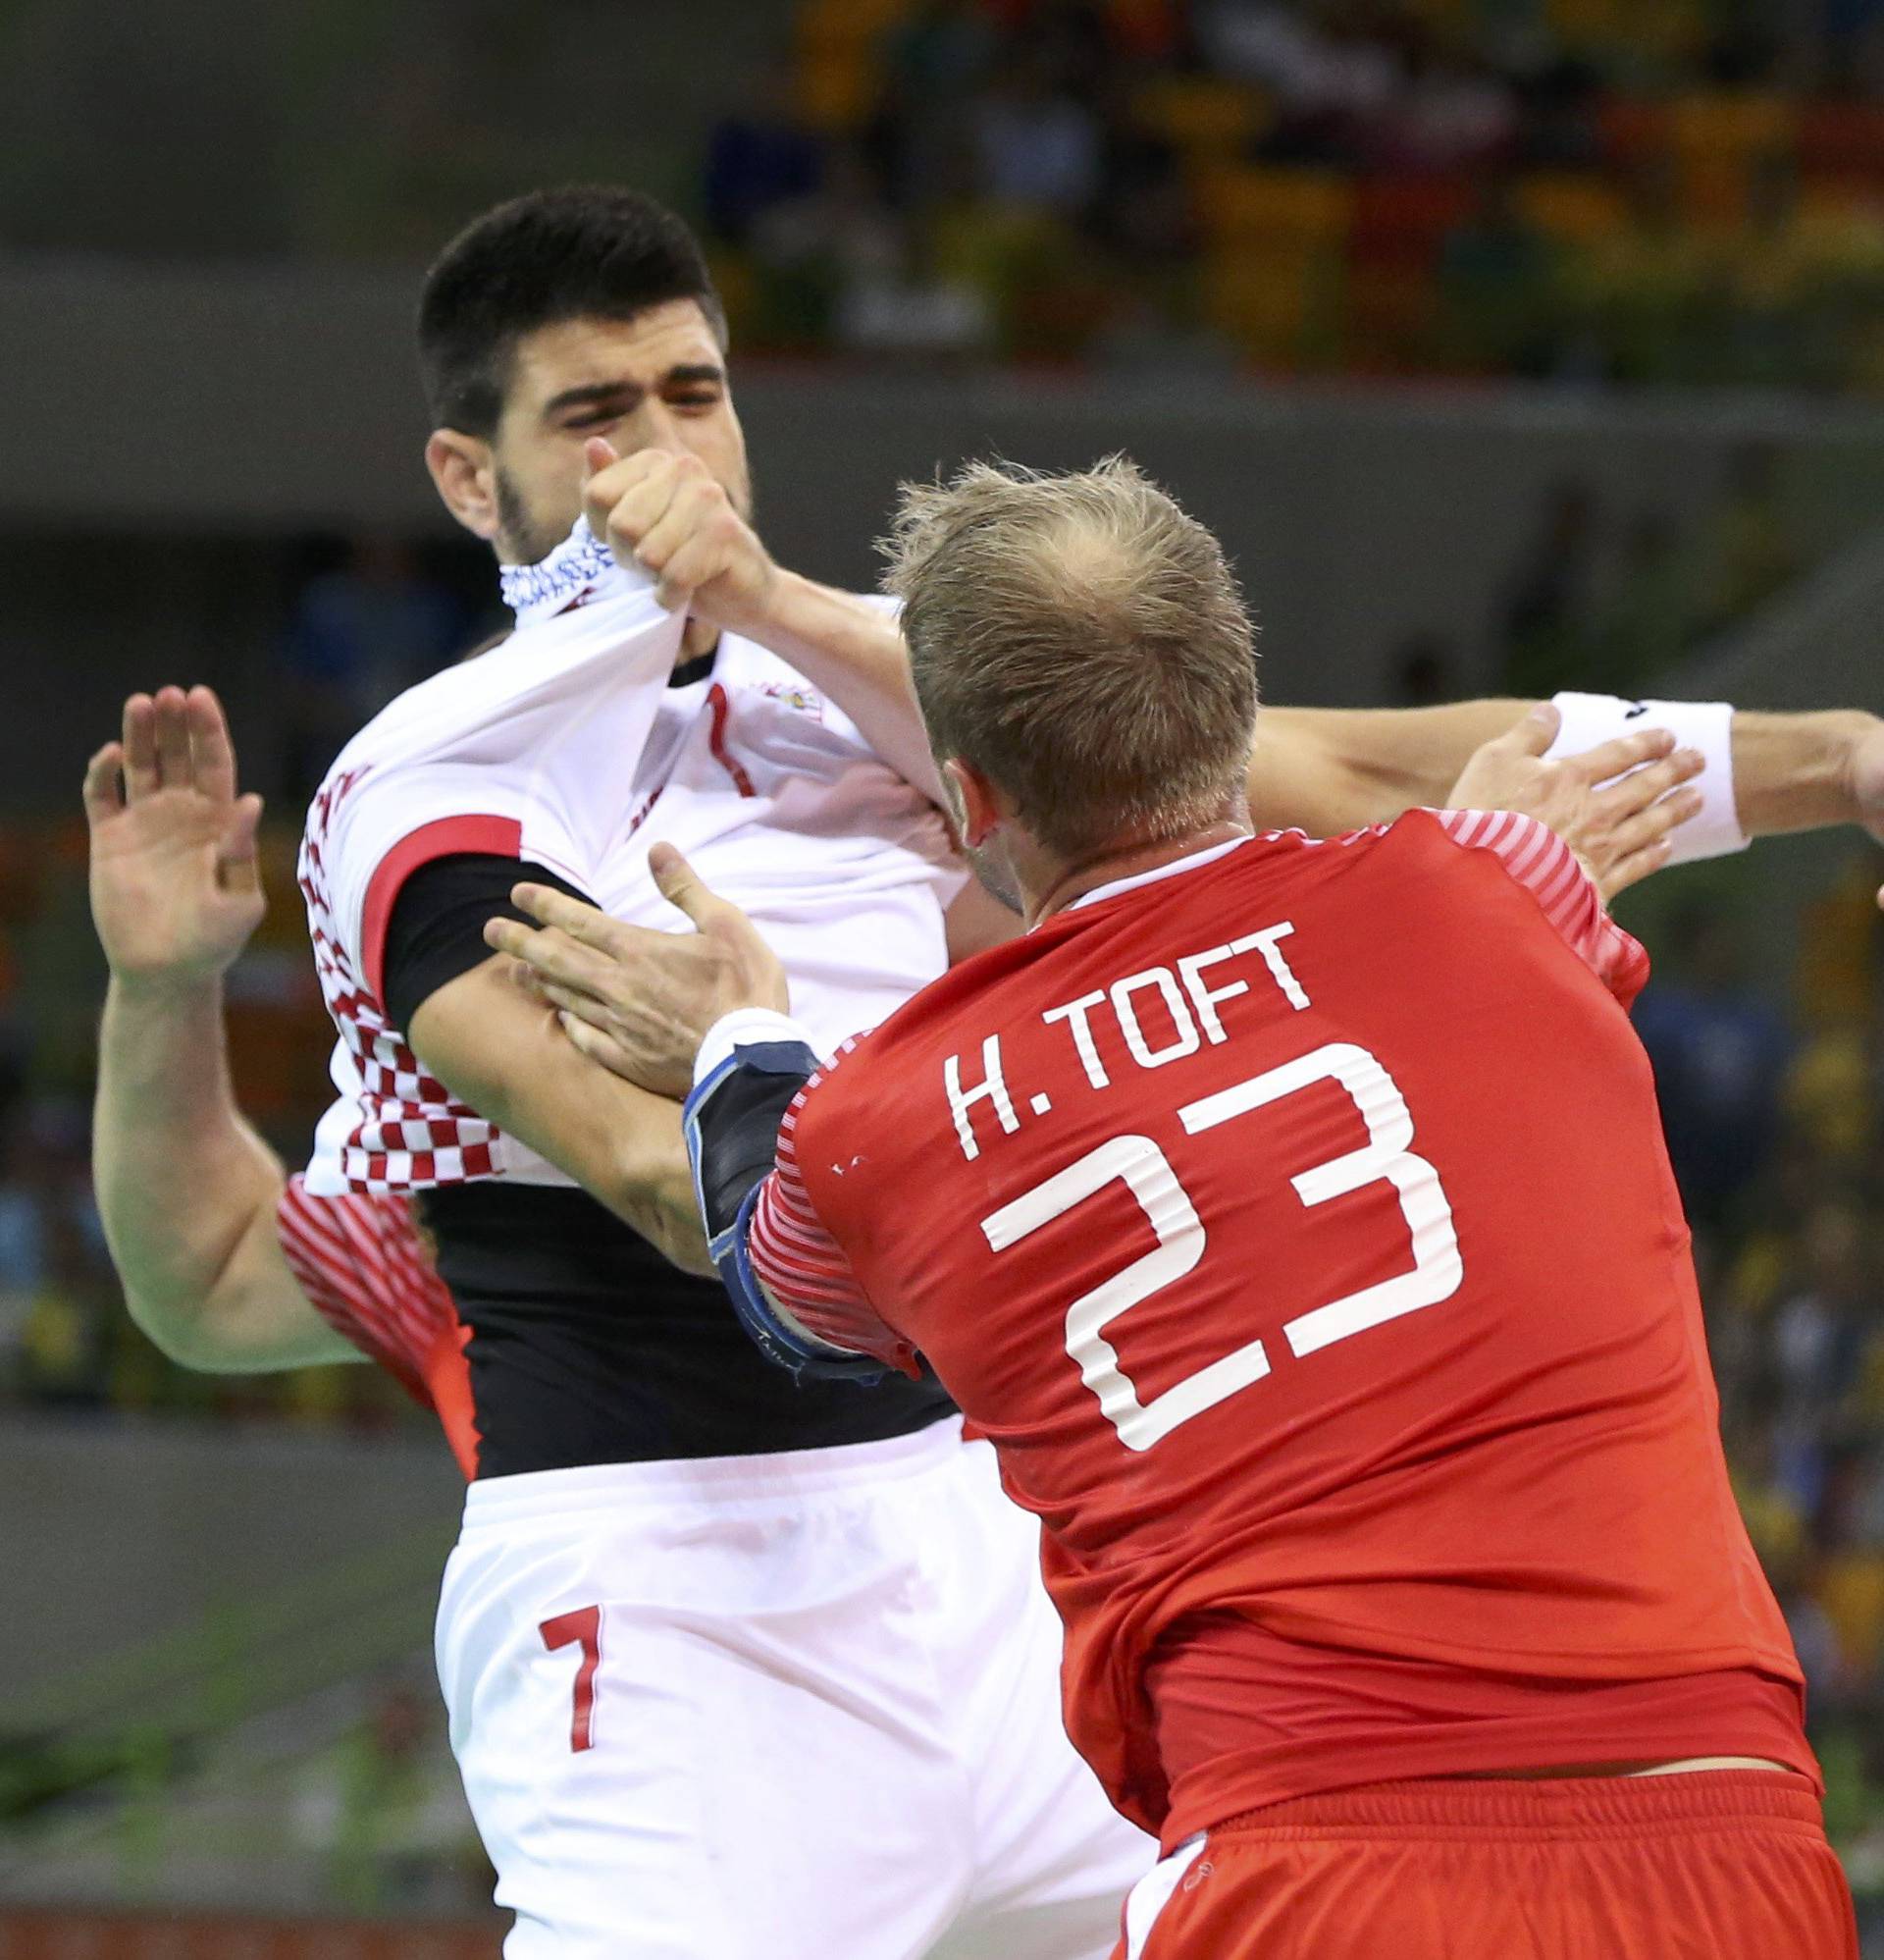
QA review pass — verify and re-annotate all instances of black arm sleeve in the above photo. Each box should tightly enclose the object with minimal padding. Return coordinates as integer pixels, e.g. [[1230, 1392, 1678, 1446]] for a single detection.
[[381, 853, 595, 1032], [690, 1045, 818, 1247]]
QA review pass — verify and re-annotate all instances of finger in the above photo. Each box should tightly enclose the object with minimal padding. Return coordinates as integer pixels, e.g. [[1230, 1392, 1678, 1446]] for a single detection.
[[537, 978, 616, 1028], [632, 478, 721, 575], [1563, 726, 1678, 784], [652, 530, 727, 614], [1594, 787, 1703, 867], [122, 695, 160, 799], [602, 467, 682, 561], [559, 1010, 643, 1080], [581, 439, 630, 537], [217, 793, 265, 894], [186, 686, 238, 805], [1502, 702, 1562, 758], [1590, 749, 1704, 819], [152, 686, 193, 789], [1598, 835, 1675, 902], [648, 844, 727, 928], [82, 743, 126, 824], [482, 917, 618, 994], [503, 954, 550, 1001], [509, 882, 642, 956]]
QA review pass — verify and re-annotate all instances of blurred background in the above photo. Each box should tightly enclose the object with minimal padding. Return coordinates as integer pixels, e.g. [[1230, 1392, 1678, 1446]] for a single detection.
[[2, 0, 1884, 1950]]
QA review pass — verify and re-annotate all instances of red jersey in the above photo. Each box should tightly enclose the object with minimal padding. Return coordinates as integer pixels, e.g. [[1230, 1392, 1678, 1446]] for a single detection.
[[742, 812, 1810, 1845]]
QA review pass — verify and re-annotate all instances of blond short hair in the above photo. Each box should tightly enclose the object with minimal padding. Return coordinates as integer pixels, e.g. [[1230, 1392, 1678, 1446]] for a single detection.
[[882, 455, 1258, 861]]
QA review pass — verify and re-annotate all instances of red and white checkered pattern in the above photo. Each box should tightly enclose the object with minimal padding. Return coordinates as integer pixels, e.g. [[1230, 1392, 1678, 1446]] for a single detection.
[[299, 766, 501, 1194]]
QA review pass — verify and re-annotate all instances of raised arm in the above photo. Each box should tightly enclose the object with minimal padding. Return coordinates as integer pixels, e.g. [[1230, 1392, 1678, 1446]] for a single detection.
[[1255, 697, 1884, 894], [87, 688, 362, 1372], [1248, 702, 1533, 835], [582, 440, 943, 802]]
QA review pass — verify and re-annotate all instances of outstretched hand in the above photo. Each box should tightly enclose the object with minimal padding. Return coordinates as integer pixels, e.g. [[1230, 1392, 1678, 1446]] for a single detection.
[[484, 843, 789, 1099], [84, 686, 266, 990], [1446, 704, 1705, 903]]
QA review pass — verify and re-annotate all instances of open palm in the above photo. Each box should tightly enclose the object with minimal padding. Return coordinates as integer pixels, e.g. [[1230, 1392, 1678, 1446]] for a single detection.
[[85, 686, 266, 985]]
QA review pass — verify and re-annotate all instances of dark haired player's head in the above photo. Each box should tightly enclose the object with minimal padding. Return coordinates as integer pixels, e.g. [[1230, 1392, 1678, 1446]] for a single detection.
[[418, 186, 750, 566]]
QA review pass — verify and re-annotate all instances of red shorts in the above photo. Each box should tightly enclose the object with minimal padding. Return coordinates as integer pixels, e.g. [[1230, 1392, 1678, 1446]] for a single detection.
[[1116, 1771, 1857, 1960]]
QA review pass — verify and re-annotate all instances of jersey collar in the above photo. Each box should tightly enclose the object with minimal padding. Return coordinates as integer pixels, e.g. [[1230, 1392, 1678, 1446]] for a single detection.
[[1063, 835, 1252, 915], [498, 517, 622, 624]]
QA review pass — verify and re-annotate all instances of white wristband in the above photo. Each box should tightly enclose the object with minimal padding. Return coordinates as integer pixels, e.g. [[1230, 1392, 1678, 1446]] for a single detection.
[[1545, 692, 1747, 866], [694, 1007, 821, 1089]]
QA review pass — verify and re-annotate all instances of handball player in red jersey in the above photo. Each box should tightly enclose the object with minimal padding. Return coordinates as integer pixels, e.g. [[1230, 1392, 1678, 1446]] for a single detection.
[[506, 458, 1862, 1958]]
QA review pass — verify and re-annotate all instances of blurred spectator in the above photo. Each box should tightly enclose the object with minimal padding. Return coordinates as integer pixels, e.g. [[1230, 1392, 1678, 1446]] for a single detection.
[[835, 229, 997, 360], [748, 144, 909, 348], [1633, 904, 1793, 1232], [1359, 41, 1517, 176], [1572, 159, 1711, 385], [281, 538, 467, 805], [1715, 153, 1821, 388], [1435, 173, 1560, 374], [704, 53, 826, 245], [1772, 1201, 1878, 1438], [970, 50, 1105, 217]]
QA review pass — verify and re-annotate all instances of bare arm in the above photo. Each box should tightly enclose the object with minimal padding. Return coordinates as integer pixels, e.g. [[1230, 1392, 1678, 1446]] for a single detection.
[[407, 959, 712, 1274], [1253, 699, 1884, 862], [1246, 701, 1534, 834], [86, 688, 361, 1372], [738, 571, 943, 804], [1731, 709, 1884, 843], [581, 441, 944, 803]]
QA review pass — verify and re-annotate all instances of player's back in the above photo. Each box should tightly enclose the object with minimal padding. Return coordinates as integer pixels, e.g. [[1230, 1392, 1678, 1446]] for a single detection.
[[791, 815, 1808, 1843]]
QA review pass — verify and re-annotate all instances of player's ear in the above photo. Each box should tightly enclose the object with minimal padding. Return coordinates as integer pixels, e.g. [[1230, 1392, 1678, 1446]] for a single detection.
[[944, 759, 1003, 850], [426, 430, 501, 543]]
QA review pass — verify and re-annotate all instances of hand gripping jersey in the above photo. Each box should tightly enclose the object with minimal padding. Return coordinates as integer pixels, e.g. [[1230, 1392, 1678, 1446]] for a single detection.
[[296, 522, 960, 1473], [726, 812, 1812, 1846]]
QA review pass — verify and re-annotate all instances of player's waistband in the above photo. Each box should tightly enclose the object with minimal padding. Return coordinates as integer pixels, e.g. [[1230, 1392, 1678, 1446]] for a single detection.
[[458, 1413, 969, 1528], [1211, 1769, 1825, 1842]]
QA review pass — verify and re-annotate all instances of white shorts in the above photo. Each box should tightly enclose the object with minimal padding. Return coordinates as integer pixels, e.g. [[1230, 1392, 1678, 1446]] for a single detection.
[[436, 1416, 1154, 1959]]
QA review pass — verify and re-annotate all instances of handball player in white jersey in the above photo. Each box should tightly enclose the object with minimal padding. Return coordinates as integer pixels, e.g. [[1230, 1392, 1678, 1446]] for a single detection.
[[84, 186, 1884, 1960]]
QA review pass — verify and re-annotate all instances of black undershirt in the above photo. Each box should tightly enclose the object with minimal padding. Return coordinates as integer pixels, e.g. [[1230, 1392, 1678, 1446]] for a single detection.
[[381, 852, 955, 1477]]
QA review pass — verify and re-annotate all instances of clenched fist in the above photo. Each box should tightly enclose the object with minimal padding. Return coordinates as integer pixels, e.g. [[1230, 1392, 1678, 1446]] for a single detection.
[[583, 439, 777, 635]]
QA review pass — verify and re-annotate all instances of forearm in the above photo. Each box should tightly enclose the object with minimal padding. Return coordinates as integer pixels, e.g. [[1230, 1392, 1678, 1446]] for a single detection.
[[746, 572, 944, 805], [1249, 701, 1532, 833], [412, 973, 712, 1275], [93, 976, 286, 1317], [528, 1086, 712, 1277], [1732, 711, 1880, 836]]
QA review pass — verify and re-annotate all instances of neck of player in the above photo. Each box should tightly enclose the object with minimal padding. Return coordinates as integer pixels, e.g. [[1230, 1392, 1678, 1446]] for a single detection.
[[1024, 803, 1255, 929]]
